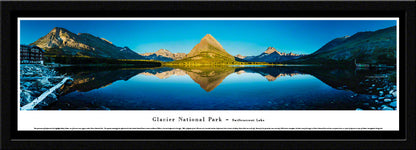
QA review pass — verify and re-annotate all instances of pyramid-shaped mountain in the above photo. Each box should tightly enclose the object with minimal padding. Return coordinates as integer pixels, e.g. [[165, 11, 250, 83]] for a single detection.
[[170, 34, 235, 64], [31, 27, 144, 59]]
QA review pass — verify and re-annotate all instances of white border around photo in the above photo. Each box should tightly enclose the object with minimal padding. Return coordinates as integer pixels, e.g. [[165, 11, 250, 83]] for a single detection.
[[17, 17, 400, 131]]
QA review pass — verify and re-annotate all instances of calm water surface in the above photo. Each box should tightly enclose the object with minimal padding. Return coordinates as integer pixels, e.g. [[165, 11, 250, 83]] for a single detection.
[[43, 66, 396, 110]]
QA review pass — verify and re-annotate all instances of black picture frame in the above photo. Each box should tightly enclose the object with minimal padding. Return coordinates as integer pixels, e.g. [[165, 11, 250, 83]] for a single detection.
[[1, 1, 415, 150]]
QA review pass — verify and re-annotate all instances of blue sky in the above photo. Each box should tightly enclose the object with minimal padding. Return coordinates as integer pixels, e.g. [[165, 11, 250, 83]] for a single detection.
[[20, 19, 396, 56]]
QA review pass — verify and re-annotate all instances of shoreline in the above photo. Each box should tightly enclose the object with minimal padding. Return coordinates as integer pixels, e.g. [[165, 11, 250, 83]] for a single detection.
[[44, 62, 396, 68], [20, 64, 72, 110], [19, 63, 397, 110]]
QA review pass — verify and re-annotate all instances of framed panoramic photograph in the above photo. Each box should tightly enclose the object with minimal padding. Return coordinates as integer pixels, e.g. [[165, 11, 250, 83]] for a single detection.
[[1, 1, 415, 150]]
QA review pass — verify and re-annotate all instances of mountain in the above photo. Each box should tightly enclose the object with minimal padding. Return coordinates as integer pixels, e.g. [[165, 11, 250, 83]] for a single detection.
[[140, 49, 186, 62], [234, 54, 249, 62], [242, 47, 305, 63], [312, 36, 350, 55], [186, 34, 234, 59], [235, 54, 246, 59], [30, 27, 144, 59], [291, 26, 397, 65], [169, 34, 235, 64]]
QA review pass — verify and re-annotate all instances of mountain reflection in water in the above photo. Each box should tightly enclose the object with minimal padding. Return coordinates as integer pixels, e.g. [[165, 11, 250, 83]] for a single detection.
[[48, 66, 396, 110], [57, 66, 393, 94]]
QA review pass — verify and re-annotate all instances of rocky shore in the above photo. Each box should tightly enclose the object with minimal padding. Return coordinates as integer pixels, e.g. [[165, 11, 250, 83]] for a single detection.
[[356, 73, 397, 110], [20, 64, 71, 109]]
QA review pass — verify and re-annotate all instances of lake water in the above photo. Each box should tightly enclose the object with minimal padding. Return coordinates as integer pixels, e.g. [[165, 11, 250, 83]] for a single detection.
[[42, 66, 396, 110]]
